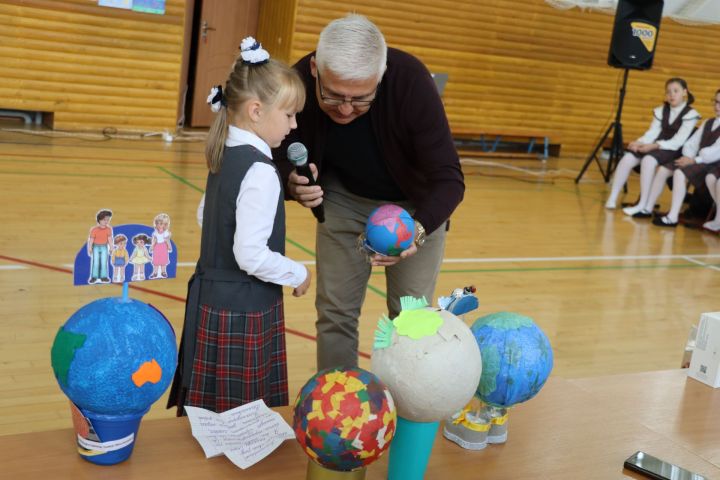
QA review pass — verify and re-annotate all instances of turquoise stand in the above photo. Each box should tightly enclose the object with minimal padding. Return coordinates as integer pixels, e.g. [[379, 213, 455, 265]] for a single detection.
[[387, 416, 439, 480]]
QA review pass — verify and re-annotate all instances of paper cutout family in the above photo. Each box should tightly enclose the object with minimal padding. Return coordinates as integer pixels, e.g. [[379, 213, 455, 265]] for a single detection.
[[74, 209, 177, 286]]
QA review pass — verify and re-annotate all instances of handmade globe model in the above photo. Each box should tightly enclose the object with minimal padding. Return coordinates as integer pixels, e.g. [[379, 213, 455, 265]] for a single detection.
[[372, 297, 482, 422], [51, 297, 177, 414], [365, 204, 414, 256], [293, 367, 396, 471], [471, 312, 553, 408]]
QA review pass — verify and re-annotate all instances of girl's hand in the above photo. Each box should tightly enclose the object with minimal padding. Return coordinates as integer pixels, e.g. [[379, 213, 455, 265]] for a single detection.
[[637, 143, 658, 153], [293, 267, 312, 297], [627, 141, 641, 153], [675, 156, 694, 167]]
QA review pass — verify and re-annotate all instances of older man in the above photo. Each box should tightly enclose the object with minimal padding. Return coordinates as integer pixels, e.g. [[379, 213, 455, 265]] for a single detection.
[[274, 14, 464, 370]]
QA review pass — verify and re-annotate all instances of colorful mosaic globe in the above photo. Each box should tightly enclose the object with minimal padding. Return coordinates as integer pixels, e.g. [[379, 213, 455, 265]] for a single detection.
[[471, 312, 553, 408], [50, 297, 177, 414], [365, 204, 414, 256], [293, 367, 397, 471]]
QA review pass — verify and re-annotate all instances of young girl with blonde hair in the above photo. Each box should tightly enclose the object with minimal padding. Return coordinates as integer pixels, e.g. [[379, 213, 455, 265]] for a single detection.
[[168, 38, 311, 415]]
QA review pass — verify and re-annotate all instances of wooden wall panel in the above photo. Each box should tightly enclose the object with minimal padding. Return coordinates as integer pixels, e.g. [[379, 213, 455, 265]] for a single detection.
[[257, 0, 298, 64], [289, 0, 720, 156], [0, 0, 185, 132]]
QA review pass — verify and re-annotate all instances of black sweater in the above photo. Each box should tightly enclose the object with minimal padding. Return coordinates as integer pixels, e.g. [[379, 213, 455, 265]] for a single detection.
[[273, 48, 464, 234]]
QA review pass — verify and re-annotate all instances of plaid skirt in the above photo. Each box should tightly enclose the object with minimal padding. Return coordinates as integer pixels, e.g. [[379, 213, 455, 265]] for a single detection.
[[172, 298, 288, 414]]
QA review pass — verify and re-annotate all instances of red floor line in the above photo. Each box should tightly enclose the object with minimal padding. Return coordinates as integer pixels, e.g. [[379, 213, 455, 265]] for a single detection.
[[0, 253, 371, 360]]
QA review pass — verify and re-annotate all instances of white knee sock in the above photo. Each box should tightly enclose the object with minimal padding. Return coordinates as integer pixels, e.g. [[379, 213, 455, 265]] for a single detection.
[[666, 172, 687, 223], [636, 155, 659, 211], [606, 153, 640, 208]]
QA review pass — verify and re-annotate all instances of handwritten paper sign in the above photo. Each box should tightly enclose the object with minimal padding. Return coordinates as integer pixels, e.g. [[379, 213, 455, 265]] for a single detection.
[[184, 399, 295, 469]]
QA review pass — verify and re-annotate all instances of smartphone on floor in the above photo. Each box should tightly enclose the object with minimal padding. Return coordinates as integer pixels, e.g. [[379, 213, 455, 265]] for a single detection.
[[623, 451, 707, 480]]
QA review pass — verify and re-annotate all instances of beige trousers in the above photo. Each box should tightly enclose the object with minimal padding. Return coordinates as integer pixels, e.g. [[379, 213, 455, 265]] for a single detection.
[[314, 175, 447, 370]]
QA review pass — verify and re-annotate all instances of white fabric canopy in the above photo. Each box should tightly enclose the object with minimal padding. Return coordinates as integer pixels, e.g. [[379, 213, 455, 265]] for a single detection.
[[546, 0, 720, 25]]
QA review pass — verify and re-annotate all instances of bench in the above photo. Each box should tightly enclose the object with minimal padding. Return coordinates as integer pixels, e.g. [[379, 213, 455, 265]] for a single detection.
[[452, 128, 555, 160]]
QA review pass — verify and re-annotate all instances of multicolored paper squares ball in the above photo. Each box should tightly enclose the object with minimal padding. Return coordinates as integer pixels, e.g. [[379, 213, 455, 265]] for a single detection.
[[293, 367, 396, 471]]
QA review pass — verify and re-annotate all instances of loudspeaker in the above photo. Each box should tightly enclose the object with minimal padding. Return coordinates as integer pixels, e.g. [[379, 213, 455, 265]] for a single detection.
[[607, 0, 664, 70]]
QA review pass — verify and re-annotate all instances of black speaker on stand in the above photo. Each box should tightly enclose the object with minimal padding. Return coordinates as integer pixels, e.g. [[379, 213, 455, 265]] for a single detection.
[[575, 0, 664, 184]]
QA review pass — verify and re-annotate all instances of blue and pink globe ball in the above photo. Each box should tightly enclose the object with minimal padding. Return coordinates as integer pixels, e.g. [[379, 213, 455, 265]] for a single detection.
[[365, 204, 415, 256]]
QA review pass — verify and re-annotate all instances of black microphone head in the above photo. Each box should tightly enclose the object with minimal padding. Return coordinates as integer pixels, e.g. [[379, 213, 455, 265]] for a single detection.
[[287, 142, 308, 166]]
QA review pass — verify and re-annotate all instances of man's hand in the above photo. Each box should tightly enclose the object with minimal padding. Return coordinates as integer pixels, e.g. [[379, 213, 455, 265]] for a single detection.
[[287, 164, 323, 209], [370, 243, 418, 267]]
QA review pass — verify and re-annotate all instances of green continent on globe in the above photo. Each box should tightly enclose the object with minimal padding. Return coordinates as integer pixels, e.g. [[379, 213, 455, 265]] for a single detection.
[[477, 311, 533, 330], [477, 344, 501, 397], [51, 328, 87, 387]]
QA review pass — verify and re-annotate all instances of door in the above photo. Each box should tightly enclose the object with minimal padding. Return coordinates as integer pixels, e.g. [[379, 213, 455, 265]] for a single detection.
[[189, 0, 260, 127]]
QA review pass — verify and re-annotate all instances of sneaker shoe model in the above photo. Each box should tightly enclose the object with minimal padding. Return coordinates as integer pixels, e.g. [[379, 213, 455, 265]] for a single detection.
[[442, 408, 489, 450], [100, 277, 111, 283], [483, 406, 509, 444]]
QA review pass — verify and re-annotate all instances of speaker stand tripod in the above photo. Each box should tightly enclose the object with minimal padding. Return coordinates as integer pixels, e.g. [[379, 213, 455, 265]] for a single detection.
[[576, 68, 630, 184]]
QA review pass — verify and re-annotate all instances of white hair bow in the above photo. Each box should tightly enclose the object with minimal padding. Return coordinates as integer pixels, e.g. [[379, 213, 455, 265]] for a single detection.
[[240, 36, 270, 64]]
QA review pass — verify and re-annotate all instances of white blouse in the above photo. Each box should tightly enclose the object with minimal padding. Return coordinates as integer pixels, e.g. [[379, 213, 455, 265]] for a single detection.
[[196, 126, 307, 288], [637, 103, 700, 151], [681, 118, 720, 164]]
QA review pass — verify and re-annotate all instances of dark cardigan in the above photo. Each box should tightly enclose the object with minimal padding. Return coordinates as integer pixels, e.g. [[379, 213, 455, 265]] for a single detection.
[[273, 48, 464, 235]]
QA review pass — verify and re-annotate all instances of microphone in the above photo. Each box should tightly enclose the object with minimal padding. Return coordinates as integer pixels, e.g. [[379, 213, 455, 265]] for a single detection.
[[287, 142, 325, 223]]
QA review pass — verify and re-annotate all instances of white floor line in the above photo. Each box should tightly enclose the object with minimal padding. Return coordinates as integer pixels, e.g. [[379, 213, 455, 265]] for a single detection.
[[682, 256, 720, 272], [0, 265, 27, 270], [38, 254, 720, 272]]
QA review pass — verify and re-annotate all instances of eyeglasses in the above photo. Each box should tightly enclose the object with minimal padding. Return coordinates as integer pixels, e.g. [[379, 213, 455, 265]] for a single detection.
[[317, 72, 379, 107]]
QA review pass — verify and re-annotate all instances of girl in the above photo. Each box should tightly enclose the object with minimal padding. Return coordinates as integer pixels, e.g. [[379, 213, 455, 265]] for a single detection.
[[704, 167, 720, 232], [111, 234, 129, 283], [651, 89, 720, 227], [167, 37, 311, 415], [150, 213, 172, 279], [605, 78, 699, 213], [129, 233, 151, 281]]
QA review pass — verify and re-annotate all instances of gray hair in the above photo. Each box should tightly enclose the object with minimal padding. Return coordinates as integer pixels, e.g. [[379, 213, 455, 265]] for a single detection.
[[316, 14, 387, 82]]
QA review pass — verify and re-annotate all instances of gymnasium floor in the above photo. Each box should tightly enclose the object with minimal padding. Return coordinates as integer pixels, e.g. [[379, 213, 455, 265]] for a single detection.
[[1, 127, 719, 436]]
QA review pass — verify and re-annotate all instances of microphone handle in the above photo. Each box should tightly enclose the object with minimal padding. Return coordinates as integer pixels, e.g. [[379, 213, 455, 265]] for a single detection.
[[295, 164, 325, 223]]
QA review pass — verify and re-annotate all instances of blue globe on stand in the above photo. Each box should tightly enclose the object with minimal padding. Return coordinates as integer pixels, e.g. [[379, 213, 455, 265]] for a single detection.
[[365, 204, 415, 256], [51, 297, 177, 465], [470, 312, 553, 408]]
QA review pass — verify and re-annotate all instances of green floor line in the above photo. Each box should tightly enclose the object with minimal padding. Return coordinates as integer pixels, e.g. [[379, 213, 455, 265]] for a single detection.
[[157, 166, 204, 193], [287, 238, 316, 257]]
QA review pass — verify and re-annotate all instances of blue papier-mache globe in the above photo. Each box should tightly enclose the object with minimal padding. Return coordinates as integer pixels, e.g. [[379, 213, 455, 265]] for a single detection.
[[470, 312, 553, 408], [365, 204, 415, 256], [51, 297, 177, 414]]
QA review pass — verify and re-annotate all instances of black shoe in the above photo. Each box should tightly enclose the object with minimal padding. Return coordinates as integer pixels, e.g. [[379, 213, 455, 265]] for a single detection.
[[100, 277, 111, 283], [652, 216, 678, 227], [89, 277, 99, 284], [632, 210, 652, 218]]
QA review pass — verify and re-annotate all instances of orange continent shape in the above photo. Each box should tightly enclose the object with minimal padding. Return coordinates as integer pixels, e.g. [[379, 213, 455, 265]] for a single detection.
[[132, 359, 162, 387]]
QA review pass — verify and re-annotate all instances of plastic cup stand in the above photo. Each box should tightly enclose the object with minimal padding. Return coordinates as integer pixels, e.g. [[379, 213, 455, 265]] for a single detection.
[[387, 416, 439, 480]]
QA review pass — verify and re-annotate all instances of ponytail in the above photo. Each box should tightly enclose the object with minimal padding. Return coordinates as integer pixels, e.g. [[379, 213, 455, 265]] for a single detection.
[[205, 106, 229, 173]]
